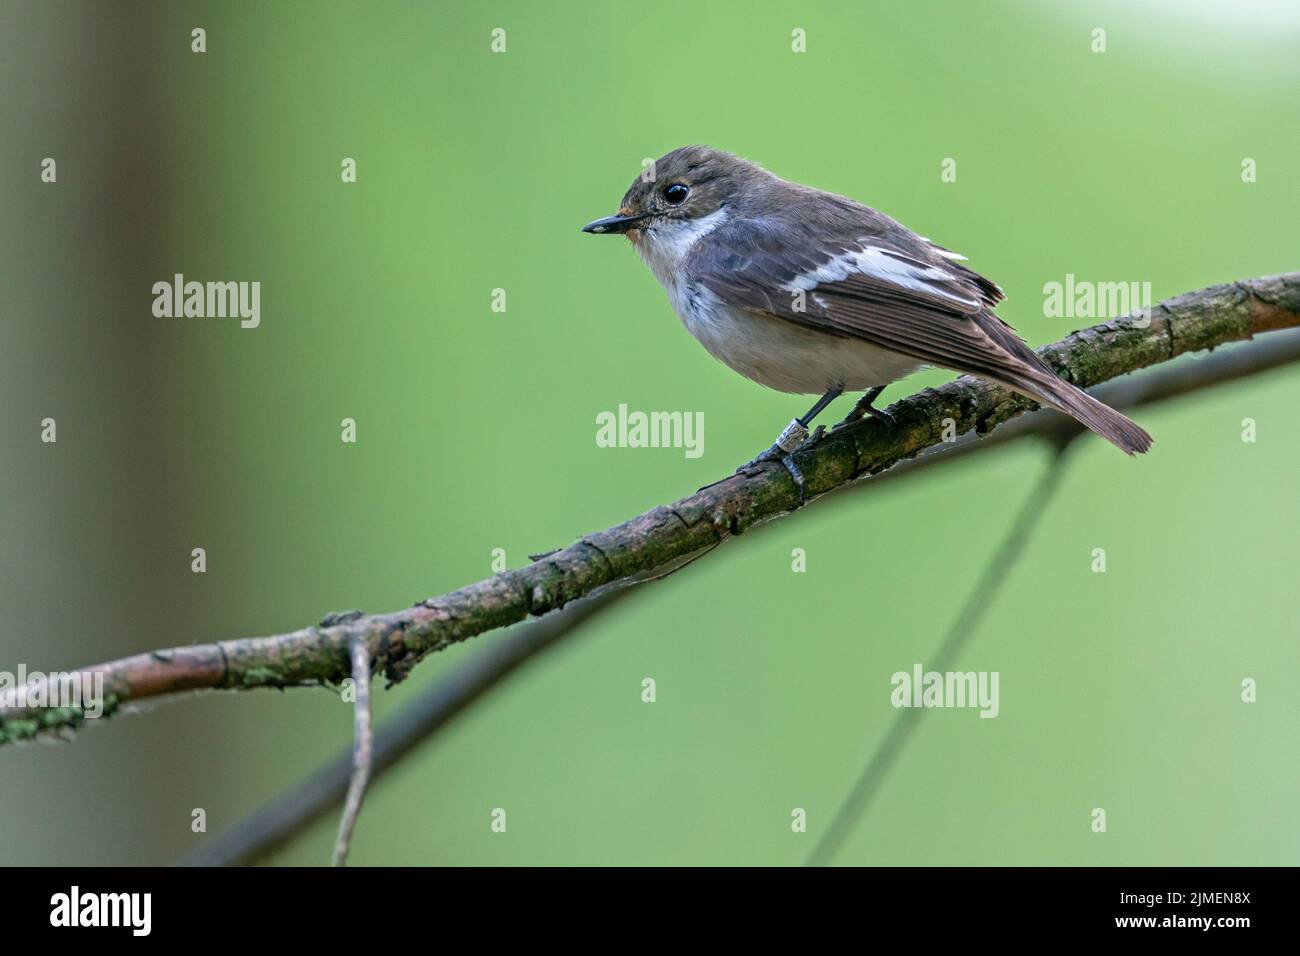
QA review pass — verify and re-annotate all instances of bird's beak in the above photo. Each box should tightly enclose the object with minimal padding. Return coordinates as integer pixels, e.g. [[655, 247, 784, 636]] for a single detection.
[[581, 211, 652, 235]]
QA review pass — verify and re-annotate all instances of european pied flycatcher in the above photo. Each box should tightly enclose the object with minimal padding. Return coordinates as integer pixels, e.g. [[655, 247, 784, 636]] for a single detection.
[[583, 146, 1151, 492]]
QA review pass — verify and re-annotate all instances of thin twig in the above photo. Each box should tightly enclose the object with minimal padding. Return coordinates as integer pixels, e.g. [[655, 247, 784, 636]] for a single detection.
[[331, 636, 372, 866], [182, 542, 716, 866], [806, 441, 1075, 866], [2, 273, 1298, 747], [180, 588, 626, 866]]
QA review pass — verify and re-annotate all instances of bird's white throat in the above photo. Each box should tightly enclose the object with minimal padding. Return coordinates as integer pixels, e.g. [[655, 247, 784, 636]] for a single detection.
[[634, 207, 729, 291]]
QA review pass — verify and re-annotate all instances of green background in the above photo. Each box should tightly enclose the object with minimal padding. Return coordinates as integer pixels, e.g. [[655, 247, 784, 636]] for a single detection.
[[2, 0, 1296, 865]]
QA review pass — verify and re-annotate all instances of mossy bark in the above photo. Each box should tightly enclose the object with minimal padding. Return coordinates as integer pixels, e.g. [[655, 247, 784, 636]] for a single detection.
[[3, 272, 1297, 746]]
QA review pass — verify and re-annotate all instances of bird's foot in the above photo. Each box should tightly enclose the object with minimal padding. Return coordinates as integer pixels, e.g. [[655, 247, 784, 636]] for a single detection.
[[834, 390, 895, 431], [865, 406, 897, 428], [800, 424, 826, 448], [732, 419, 820, 505], [735, 419, 808, 472]]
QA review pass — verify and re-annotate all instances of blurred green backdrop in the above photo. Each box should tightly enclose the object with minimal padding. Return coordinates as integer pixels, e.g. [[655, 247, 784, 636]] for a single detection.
[[2, 0, 1297, 866]]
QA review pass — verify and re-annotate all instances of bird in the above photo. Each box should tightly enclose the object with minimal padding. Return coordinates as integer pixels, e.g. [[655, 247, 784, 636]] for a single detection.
[[582, 146, 1151, 495]]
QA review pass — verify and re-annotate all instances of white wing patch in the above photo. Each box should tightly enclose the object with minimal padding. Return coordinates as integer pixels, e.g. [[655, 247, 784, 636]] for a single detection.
[[781, 246, 947, 292], [780, 243, 979, 311]]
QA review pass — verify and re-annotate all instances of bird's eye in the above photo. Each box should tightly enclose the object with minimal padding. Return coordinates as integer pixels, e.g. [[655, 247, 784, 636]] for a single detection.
[[663, 183, 689, 205]]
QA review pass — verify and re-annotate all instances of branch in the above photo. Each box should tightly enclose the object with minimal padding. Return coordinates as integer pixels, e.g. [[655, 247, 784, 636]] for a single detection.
[[3, 272, 1298, 746], [182, 325, 1300, 866], [180, 586, 629, 866]]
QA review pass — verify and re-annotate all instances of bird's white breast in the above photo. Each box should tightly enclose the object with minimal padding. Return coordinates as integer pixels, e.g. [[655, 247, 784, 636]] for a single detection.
[[673, 287, 921, 394], [636, 212, 921, 394]]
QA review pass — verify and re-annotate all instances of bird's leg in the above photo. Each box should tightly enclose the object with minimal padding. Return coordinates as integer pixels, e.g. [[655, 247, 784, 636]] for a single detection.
[[732, 386, 843, 503], [835, 384, 895, 429]]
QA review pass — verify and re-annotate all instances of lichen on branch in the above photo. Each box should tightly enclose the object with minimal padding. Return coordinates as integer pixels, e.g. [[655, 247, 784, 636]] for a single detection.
[[2, 272, 1298, 747]]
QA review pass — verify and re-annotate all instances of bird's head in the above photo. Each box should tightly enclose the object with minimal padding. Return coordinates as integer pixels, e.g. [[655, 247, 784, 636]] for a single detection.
[[581, 146, 767, 250]]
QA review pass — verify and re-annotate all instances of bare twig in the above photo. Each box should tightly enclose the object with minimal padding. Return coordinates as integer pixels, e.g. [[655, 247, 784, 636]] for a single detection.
[[331, 636, 373, 866], [806, 441, 1075, 866], [180, 587, 627, 866], [3, 273, 1298, 747]]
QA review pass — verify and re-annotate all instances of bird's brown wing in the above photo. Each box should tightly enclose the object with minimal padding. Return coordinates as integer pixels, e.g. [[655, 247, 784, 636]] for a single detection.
[[684, 213, 1152, 454], [686, 217, 1057, 391]]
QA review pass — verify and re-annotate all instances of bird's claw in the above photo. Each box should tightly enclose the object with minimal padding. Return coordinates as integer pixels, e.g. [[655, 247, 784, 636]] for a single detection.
[[800, 425, 825, 449], [733, 447, 806, 500], [732, 419, 825, 505], [832, 409, 864, 431], [704, 419, 828, 503], [779, 454, 806, 505], [736, 445, 780, 473], [834, 404, 895, 431], [735, 419, 808, 472]]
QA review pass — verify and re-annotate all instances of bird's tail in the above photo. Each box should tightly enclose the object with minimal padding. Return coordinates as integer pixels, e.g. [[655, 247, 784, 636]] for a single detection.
[[970, 311, 1153, 455], [1018, 373, 1153, 455]]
